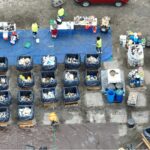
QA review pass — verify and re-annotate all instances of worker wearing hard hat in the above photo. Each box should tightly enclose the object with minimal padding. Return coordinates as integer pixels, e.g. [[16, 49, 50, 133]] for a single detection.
[[31, 23, 39, 38], [49, 112, 59, 127], [57, 6, 65, 20]]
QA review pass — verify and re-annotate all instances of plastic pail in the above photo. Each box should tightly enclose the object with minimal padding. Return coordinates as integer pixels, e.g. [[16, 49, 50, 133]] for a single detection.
[[106, 90, 115, 103]]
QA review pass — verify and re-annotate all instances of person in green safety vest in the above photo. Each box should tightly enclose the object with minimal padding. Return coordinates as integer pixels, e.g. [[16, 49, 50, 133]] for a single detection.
[[31, 23, 39, 38], [96, 36, 102, 53], [57, 6, 65, 19]]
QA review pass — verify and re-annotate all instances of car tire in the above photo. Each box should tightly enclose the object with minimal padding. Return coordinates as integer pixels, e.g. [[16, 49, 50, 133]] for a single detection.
[[81, 1, 90, 7], [115, 2, 123, 7]]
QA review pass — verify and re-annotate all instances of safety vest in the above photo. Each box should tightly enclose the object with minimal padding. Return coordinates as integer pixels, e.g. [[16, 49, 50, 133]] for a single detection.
[[96, 39, 102, 48], [31, 23, 38, 32], [58, 8, 64, 17]]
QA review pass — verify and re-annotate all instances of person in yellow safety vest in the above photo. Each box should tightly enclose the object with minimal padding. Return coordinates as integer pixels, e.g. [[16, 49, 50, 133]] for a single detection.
[[49, 112, 59, 127], [57, 6, 65, 19], [96, 36, 102, 54], [31, 23, 39, 38]]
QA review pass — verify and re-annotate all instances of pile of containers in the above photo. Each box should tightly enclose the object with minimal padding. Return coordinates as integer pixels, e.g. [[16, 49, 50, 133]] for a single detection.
[[41, 55, 57, 105], [84, 54, 101, 88], [17, 56, 35, 124], [0, 57, 11, 126], [63, 54, 81, 104]]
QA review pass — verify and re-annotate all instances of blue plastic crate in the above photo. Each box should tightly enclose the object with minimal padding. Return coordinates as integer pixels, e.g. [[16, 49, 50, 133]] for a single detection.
[[0, 107, 10, 122], [0, 57, 8, 72], [64, 54, 81, 69], [41, 88, 57, 103], [85, 54, 100, 69], [85, 70, 100, 87], [63, 70, 80, 87], [41, 55, 57, 71], [63, 86, 80, 102], [41, 71, 57, 88], [18, 105, 34, 121], [18, 90, 34, 105], [17, 72, 34, 88], [0, 75, 9, 90], [0, 91, 11, 106], [16, 56, 33, 71]]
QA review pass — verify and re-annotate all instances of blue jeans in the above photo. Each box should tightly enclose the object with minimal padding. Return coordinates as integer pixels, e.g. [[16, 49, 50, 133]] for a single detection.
[[96, 47, 102, 53]]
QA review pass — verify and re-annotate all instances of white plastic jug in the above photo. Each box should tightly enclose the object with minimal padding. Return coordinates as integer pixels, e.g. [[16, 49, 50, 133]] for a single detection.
[[36, 38, 40, 43]]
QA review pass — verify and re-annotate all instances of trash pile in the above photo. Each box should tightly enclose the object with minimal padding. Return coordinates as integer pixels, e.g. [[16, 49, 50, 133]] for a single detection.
[[67, 57, 78, 64], [65, 92, 77, 98], [0, 77, 7, 86], [0, 95, 8, 102], [65, 71, 77, 81], [0, 107, 10, 122], [87, 56, 99, 64], [18, 107, 32, 117], [42, 55, 55, 66], [0, 62, 5, 66], [18, 57, 31, 66], [100, 16, 110, 32], [128, 67, 144, 87], [0, 111, 7, 119], [86, 75, 97, 81], [42, 77, 55, 83], [20, 96, 32, 102], [19, 75, 32, 83], [0, 57, 8, 72], [127, 44, 144, 67], [43, 91, 55, 99]]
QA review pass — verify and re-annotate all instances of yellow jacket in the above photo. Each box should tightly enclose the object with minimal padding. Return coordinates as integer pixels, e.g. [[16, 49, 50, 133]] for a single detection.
[[31, 23, 38, 32], [58, 8, 64, 17], [49, 112, 59, 122], [96, 39, 102, 48]]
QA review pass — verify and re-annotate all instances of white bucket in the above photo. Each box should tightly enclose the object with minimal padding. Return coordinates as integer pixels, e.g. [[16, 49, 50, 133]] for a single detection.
[[120, 35, 127, 47], [36, 38, 40, 43]]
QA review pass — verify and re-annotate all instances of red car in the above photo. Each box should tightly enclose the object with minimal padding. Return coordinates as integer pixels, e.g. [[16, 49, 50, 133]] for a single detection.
[[74, 0, 129, 7]]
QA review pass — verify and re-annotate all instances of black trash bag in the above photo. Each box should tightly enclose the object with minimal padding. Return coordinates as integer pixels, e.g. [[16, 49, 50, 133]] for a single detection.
[[0, 107, 10, 122], [0, 75, 9, 90], [0, 57, 8, 72], [18, 90, 34, 105], [0, 91, 12, 106], [17, 72, 34, 88], [16, 56, 33, 71], [41, 88, 57, 103], [41, 71, 57, 88], [18, 105, 34, 121], [64, 54, 81, 69], [143, 127, 150, 141], [63, 86, 80, 102], [85, 70, 101, 87], [85, 54, 100, 69], [41, 55, 57, 71], [63, 70, 80, 87]]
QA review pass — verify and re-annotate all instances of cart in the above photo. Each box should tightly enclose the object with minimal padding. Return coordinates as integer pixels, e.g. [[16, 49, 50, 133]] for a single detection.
[[51, 0, 65, 7]]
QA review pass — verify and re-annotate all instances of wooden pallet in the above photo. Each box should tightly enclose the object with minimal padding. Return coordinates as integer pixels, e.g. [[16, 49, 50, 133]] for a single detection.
[[18, 119, 36, 128], [0, 71, 6, 75], [0, 122, 8, 127], [43, 102, 58, 108], [86, 86, 101, 91], [141, 133, 150, 150], [64, 101, 79, 107]]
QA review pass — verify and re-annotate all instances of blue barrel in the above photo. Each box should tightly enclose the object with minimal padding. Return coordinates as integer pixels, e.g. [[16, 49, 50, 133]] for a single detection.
[[135, 78, 140, 87], [106, 90, 115, 103], [115, 89, 124, 103]]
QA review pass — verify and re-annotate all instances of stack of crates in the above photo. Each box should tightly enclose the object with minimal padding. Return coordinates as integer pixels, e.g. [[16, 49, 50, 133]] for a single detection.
[[84, 54, 101, 90], [63, 54, 81, 106], [16, 56, 35, 128], [41, 55, 57, 107], [0, 57, 11, 127]]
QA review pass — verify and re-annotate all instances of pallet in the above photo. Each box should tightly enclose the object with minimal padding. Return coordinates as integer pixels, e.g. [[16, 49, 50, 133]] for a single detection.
[[86, 86, 101, 91], [64, 101, 79, 107], [0, 122, 8, 127], [0, 71, 7, 75], [126, 85, 147, 92], [18, 119, 36, 128], [43, 102, 58, 108], [141, 133, 150, 150]]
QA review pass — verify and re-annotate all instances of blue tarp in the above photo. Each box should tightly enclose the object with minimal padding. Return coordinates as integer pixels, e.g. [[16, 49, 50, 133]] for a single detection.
[[0, 27, 112, 65]]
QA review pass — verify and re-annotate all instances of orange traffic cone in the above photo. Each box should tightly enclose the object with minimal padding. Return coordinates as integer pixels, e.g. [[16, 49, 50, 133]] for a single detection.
[[93, 26, 97, 33]]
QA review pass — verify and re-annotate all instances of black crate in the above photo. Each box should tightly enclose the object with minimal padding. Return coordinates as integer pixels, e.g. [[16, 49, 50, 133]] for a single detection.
[[41, 55, 57, 71], [0, 107, 10, 122], [64, 54, 81, 69], [0, 91, 11, 106], [63, 70, 80, 87], [17, 72, 34, 88], [85, 70, 100, 87], [16, 56, 33, 71], [18, 90, 34, 105], [84, 54, 100, 69], [63, 86, 80, 102], [18, 105, 34, 121], [0, 57, 8, 72], [0, 75, 9, 90], [41, 71, 57, 88], [41, 88, 57, 103]]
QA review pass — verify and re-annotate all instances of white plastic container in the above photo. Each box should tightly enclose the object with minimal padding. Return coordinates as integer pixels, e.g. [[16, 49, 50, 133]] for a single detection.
[[120, 35, 127, 47]]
